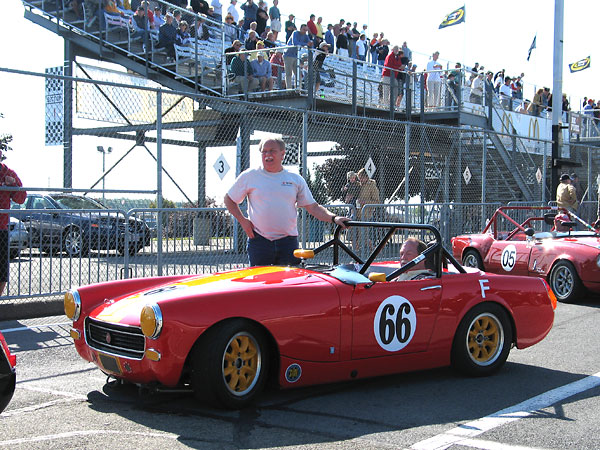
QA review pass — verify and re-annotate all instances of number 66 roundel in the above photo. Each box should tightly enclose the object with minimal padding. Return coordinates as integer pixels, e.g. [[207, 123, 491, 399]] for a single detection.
[[373, 296, 417, 352]]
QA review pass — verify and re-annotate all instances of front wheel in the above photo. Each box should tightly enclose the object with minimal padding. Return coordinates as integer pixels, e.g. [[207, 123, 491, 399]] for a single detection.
[[191, 320, 269, 409], [549, 260, 583, 303], [63, 227, 89, 257], [451, 303, 512, 377], [462, 249, 484, 270]]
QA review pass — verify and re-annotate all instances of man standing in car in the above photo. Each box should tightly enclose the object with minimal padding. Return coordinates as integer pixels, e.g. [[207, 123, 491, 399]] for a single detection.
[[0, 148, 26, 296]]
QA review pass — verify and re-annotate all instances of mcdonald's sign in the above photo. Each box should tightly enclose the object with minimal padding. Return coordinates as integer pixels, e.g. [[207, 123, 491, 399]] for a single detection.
[[528, 118, 540, 139], [502, 112, 515, 134]]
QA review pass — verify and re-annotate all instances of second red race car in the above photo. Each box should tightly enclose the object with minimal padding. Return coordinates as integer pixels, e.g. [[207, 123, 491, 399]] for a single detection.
[[452, 206, 600, 303], [65, 221, 556, 409]]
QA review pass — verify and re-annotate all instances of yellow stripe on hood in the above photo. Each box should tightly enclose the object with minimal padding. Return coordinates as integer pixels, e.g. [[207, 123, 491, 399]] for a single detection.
[[95, 266, 288, 323]]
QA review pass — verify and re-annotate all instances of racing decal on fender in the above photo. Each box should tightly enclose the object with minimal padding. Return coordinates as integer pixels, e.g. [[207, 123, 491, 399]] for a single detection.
[[374, 296, 417, 352], [285, 363, 302, 383], [501, 245, 517, 272]]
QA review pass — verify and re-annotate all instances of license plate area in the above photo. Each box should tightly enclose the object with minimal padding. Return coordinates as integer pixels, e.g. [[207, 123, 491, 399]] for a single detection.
[[98, 353, 122, 375]]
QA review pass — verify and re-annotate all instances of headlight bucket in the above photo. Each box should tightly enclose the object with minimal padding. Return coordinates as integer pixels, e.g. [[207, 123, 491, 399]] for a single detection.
[[64, 290, 81, 321], [140, 304, 163, 339]]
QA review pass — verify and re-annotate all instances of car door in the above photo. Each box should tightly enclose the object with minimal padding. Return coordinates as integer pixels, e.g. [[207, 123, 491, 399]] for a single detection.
[[22, 196, 62, 247], [485, 238, 531, 276], [351, 277, 442, 359]]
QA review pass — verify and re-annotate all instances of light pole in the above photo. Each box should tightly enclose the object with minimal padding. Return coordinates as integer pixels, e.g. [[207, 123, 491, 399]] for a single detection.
[[97, 146, 112, 201]]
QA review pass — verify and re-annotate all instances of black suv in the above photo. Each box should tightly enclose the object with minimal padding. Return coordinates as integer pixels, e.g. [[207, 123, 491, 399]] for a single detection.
[[11, 194, 150, 256]]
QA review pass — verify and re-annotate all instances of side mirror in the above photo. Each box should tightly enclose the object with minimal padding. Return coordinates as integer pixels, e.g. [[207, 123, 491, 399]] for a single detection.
[[525, 228, 535, 237], [368, 272, 387, 283], [293, 249, 314, 259], [561, 221, 577, 229]]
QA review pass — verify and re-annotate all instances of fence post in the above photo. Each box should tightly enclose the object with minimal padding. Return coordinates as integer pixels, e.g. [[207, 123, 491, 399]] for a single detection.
[[352, 60, 357, 115], [63, 41, 74, 189], [404, 122, 410, 220], [307, 48, 314, 107], [301, 111, 308, 248], [457, 129, 462, 202], [482, 131, 487, 225], [542, 141, 548, 204], [156, 90, 163, 276]]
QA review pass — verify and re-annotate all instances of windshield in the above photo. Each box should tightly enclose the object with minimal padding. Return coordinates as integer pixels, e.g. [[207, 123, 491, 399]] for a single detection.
[[52, 196, 106, 210]]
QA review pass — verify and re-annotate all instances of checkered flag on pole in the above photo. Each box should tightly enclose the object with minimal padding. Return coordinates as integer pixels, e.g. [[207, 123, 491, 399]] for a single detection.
[[45, 67, 64, 146]]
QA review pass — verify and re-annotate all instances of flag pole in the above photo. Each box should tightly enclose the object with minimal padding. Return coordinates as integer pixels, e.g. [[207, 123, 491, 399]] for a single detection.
[[551, 0, 564, 195]]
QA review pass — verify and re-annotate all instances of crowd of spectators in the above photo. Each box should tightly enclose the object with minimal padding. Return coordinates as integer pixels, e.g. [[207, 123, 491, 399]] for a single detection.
[[63, 0, 589, 110]]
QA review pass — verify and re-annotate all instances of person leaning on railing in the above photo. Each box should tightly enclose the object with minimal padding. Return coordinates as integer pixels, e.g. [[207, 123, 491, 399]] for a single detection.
[[284, 24, 313, 90]]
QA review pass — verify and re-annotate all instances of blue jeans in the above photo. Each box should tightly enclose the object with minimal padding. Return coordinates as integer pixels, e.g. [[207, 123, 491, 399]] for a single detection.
[[247, 233, 301, 266]]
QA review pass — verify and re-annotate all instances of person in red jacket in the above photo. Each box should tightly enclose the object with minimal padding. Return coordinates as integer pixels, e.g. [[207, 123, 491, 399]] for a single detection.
[[380, 45, 404, 107], [0, 153, 26, 296]]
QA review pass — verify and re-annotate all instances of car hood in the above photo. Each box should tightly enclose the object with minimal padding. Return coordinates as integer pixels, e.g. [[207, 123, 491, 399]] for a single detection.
[[91, 266, 324, 326]]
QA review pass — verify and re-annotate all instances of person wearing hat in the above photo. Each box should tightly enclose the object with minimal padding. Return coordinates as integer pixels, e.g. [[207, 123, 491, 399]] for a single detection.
[[158, 11, 177, 58], [313, 41, 329, 92], [284, 14, 296, 43], [556, 173, 578, 213]]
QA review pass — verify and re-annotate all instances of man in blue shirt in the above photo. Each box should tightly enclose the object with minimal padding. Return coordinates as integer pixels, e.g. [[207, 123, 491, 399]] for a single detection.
[[250, 52, 273, 91], [240, 0, 258, 30], [284, 24, 313, 90], [324, 24, 334, 53]]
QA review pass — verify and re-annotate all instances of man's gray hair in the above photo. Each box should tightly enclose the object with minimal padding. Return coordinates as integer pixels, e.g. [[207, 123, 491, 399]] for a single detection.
[[259, 137, 285, 152]]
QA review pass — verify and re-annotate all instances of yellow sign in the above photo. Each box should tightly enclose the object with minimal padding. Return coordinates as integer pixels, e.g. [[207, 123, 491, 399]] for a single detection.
[[528, 118, 540, 139]]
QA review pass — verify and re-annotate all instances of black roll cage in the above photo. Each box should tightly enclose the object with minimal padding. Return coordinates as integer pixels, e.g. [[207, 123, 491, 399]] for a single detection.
[[306, 221, 466, 281]]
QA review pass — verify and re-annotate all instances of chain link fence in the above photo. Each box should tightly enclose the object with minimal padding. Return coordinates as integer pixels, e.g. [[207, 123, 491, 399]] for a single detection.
[[1, 68, 599, 306]]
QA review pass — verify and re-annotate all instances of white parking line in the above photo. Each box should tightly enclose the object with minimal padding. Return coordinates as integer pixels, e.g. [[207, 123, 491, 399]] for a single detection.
[[411, 371, 600, 450], [1, 322, 70, 333], [452, 438, 547, 450], [0, 430, 179, 446], [0, 398, 84, 417]]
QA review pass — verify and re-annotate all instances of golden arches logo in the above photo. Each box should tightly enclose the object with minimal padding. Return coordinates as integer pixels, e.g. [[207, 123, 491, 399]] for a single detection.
[[569, 57, 590, 73], [502, 112, 515, 134], [439, 7, 465, 28], [528, 118, 540, 139]]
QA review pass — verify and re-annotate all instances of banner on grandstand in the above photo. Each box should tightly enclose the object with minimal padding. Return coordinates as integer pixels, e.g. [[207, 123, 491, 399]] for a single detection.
[[75, 64, 194, 125], [45, 66, 64, 146], [568, 57, 590, 73], [439, 6, 465, 29]]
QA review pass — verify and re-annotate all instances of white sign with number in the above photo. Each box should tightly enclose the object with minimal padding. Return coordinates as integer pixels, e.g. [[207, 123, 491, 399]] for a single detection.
[[501, 244, 517, 272], [365, 157, 376, 179], [536, 168, 542, 184], [213, 154, 230, 180], [373, 295, 416, 352], [463, 166, 472, 185]]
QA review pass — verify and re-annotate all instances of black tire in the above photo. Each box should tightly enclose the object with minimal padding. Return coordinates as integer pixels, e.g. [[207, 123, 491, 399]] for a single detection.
[[451, 303, 513, 377], [62, 227, 89, 257], [191, 320, 269, 409], [462, 249, 484, 270], [117, 243, 142, 256], [549, 260, 583, 303]]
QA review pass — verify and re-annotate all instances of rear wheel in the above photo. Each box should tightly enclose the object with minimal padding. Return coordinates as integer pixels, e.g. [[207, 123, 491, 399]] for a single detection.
[[462, 249, 484, 270], [451, 303, 512, 376], [63, 227, 89, 257], [549, 260, 583, 303], [190, 320, 269, 409]]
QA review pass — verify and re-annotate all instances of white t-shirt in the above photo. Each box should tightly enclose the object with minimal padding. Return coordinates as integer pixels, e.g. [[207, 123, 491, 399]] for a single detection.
[[427, 59, 443, 82], [227, 3, 239, 22], [499, 83, 512, 98], [227, 167, 316, 240]]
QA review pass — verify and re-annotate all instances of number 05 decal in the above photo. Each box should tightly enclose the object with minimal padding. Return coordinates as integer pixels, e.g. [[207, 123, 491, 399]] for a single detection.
[[501, 244, 517, 272], [374, 296, 417, 352]]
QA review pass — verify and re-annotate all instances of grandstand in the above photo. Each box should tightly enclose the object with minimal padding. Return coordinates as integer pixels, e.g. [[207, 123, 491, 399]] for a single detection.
[[20, 0, 600, 203]]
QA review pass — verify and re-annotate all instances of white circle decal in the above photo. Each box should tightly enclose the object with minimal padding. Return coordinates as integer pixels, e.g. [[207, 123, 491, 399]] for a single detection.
[[501, 245, 517, 272], [373, 296, 417, 352]]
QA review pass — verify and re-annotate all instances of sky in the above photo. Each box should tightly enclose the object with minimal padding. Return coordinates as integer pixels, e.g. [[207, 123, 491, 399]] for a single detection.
[[0, 0, 598, 203]]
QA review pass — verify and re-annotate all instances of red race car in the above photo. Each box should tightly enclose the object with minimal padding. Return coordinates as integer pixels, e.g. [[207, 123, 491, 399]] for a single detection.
[[452, 206, 600, 303], [0, 331, 16, 414], [65, 222, 556, 409]]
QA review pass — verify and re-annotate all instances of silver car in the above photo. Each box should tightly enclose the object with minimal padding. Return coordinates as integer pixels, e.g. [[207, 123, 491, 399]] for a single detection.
[[8, 216, 29, 259]]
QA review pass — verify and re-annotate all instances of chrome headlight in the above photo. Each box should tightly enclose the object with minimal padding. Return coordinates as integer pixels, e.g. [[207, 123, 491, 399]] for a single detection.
[[64, 289, 81, 321], [140, 304, 163, 339]]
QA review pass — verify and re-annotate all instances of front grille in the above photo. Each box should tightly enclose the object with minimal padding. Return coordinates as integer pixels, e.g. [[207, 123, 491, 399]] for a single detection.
[[85, 318, 145, 359]]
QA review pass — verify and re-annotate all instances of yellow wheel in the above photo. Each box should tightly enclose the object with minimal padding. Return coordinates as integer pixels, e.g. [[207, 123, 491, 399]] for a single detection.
[[222, 332, 261, 396], [191, 320, 269, 409], [452, 303, 512, 376]]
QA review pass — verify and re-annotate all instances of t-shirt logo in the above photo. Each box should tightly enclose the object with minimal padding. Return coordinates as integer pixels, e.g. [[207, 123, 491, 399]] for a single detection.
[[281, 181, 293, 186]]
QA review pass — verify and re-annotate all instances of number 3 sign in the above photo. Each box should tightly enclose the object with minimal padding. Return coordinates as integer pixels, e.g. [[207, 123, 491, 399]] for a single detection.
[[373, 296, 417, 352]]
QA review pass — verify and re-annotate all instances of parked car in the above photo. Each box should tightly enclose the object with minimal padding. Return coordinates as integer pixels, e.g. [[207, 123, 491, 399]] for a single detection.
[[65, 221, 556, 409], [8, 216, 29, 259], [11, 194, 150, 257], [0, 331, 16, 413], [452, 206, 600, 303]]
